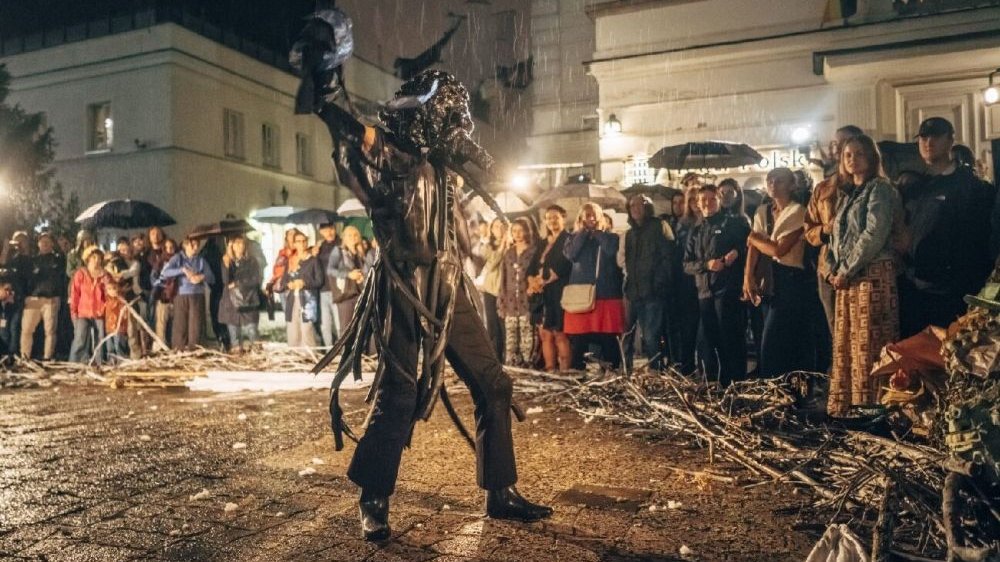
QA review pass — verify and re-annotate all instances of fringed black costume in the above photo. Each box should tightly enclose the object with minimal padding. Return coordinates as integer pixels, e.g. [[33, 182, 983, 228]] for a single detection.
[[292, 11, 548, 524]]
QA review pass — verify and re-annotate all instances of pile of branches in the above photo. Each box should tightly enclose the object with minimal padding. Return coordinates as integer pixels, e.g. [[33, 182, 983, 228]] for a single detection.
[[0, 346, 347, 389], [510, 366, 982, 561]]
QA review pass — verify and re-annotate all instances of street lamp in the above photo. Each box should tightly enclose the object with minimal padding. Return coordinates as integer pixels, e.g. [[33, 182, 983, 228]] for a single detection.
[[509, 173, 531, 193], [604, 113, 622, 137], [985, 68, 1000, 106], [791, 126, 812, 145]]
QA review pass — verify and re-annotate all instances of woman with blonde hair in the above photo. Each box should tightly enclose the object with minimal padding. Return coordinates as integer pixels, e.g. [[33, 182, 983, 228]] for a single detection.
[[327, 225, 374, 332], [825, 135, 900, 416], [219, 236, 262, 353], [563, 202, 625, 369], [480, 219, 508, 361]]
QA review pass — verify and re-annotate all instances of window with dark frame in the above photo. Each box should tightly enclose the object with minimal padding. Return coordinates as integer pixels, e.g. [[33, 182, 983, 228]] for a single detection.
[[262, 122, 280, 168], [295, 133, 313, 176], [87, 102, 113, 152], [223, 108, 245, 159]]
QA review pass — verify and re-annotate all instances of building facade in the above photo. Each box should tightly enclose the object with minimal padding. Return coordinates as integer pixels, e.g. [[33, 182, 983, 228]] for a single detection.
[[1, 9, 399, 238], [525, 0, 603, 188], [581, 0, 1000, 187]]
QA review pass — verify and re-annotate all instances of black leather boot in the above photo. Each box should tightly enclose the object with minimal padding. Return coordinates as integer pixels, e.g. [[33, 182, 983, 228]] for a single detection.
[[359, 493, 391, 541], [485, 486, 553, 522]]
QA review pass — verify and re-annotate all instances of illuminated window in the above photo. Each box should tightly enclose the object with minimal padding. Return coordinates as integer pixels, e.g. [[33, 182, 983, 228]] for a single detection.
[[87, 102, 113, 152], [624, 154, 655, 186], [295, 133, 312, 176], [223, 109, 245, 159], [262, 122, 280, 168]]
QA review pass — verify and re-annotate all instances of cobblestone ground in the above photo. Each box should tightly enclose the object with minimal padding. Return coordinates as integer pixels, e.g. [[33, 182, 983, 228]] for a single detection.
[[0, 382, 817, 561]]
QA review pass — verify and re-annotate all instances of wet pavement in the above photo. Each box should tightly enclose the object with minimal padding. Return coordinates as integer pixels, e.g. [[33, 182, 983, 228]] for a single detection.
[[0, 382, 817, 561]]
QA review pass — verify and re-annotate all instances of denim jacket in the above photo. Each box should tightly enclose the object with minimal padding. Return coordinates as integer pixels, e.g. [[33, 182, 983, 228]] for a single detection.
[[827, 177, 900, 280]]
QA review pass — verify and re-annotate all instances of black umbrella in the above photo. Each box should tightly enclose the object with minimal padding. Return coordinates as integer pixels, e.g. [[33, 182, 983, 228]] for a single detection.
[[189, 219, 255, 240], [649, 142, 763, 170], [75, 199, 176, 230], [285, 208, 341, 225]]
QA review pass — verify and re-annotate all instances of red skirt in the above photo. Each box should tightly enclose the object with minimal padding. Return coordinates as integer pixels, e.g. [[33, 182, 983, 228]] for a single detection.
[[563, 298, 625, 335]]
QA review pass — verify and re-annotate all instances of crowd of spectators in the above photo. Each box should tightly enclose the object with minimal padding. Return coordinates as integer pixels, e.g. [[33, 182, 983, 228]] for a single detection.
[[0, 219, 349, 364], [0, 116, 994, 418], [466, 116, 995, 418]]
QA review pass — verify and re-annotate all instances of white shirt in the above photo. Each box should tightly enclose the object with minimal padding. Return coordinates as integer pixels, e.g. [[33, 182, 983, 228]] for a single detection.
[[752, 202, 807, 269]]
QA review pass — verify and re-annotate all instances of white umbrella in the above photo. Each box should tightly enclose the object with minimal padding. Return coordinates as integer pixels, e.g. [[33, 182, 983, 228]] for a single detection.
[[467, 192, 531, 221], [249, 206, 307, 224], [337, 198, 367, 217]]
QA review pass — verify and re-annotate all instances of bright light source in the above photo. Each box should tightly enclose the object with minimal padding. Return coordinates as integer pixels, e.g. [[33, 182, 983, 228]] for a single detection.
[[604, 113, 622, 137], [791, 126, 812, 145], [985, 86, 1000, 106], [509, 173, 531, 192]]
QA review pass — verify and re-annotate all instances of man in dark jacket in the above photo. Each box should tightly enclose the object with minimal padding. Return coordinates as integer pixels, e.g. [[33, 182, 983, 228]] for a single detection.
[[0, 231, 32, 356], [623, 195, 674, 370], [683, 185, 751, 385], [314, 222, 340, 346], [20, 233, 64, 360], [900, 117, 996, 337]]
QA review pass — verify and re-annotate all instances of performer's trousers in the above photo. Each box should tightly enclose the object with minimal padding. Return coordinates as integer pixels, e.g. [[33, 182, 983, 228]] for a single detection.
[[348, 286, 518, 497]]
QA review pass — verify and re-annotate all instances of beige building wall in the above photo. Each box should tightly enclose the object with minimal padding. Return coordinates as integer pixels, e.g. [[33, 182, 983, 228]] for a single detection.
[[587, 0, 1000, 186], [2, 23, 399, 237], [526, 0, 602, 187]]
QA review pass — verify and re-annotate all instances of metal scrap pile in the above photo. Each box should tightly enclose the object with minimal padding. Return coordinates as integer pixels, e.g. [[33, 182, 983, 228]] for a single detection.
[[511, 364, 998, 561]]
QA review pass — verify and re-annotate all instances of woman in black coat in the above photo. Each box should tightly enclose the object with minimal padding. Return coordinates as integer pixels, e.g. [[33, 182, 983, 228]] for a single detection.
[[528, 205, 573, 372], [219, 236, 262, 352]]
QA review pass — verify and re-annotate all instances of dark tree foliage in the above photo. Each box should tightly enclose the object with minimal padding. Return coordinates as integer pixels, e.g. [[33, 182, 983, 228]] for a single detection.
[[0, 64, 79, 236]]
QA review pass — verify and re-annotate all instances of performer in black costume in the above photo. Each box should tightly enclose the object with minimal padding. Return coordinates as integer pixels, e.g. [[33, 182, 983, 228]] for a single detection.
[[291, 7, 552, 542]]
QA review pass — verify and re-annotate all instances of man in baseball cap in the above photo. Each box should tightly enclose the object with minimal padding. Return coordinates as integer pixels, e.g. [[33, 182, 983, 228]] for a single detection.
[[914, 116, 954, 139], [899, 117, 996, 337]]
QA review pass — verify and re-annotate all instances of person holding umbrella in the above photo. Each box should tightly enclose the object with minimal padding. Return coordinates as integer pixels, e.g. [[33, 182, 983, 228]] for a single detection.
[[160, 236, 215, 351], [219, 236, 262, 353]]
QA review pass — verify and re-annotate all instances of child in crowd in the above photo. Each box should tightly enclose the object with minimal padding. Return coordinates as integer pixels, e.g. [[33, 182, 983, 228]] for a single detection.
[[103, 279, 129, 360]]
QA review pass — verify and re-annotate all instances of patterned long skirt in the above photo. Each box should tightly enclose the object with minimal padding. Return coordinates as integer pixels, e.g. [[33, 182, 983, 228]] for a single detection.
[[828, 258, 899, 417]]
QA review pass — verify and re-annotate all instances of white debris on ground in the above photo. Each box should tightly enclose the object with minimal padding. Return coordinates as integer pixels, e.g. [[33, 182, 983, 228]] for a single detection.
[[237, 413, 248, 421], [138, 434, 151, 442], [231, 442, 247, 450], [667, 500, 683, 509], [525, 406, 544, 415], [311, 457, 325, 465], [679, 544, 695, 558], [298, 467, 316, 477], [189, 489, 212, 501], [223, 502, 239, 512]]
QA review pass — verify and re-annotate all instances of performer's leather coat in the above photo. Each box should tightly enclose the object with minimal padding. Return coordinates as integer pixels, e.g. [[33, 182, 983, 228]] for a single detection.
[[314, 102, 496, 450]]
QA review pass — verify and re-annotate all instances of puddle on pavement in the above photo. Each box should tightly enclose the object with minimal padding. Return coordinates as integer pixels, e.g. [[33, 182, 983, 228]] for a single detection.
[[554, 484, 652, 513]]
